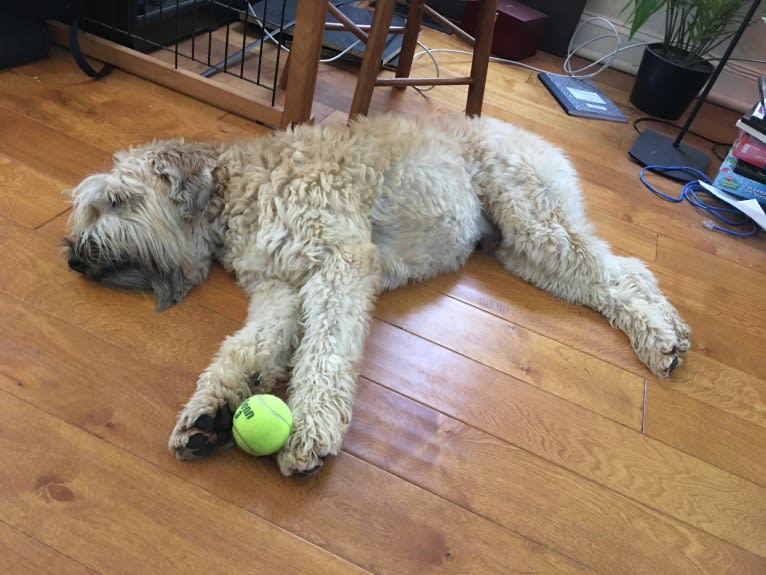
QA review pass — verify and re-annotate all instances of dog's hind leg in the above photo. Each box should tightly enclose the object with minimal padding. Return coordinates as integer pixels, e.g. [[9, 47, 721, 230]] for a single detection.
[[277, 243, 381, 476], [168, 279, 301, 459], [483, 173, 689, 378]]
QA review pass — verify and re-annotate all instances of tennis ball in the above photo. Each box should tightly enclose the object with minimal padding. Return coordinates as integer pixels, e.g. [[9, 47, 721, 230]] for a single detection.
[[232, 394, 292, 456]]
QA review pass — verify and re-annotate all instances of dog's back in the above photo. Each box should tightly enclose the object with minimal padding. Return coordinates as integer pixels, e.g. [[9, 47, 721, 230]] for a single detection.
[[339, 113, 581, 292], [347, 114, 490, 290]]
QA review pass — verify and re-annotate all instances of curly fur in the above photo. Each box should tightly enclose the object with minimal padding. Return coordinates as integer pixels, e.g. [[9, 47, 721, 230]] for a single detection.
[[64, 113, 689, 476]]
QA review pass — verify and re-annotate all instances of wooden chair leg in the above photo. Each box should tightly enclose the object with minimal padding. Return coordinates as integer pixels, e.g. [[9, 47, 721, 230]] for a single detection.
[[281, 0, 328, 126], [395, 0, 425, 83], [465, 0, 497, 116], [346, 0, 495, 118], [349, 0, 398, 118]]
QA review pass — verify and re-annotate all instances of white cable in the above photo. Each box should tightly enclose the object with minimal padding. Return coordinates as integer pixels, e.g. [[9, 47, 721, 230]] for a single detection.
[[321, 40, 365, 63], [563, 17, 621, 78], [412, 17, 650, 83], [410, 40, 440, 93], [244, 6, 363, 64]]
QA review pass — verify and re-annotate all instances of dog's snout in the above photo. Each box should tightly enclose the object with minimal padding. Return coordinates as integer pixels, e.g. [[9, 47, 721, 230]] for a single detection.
[[68, 254, 89, 273]]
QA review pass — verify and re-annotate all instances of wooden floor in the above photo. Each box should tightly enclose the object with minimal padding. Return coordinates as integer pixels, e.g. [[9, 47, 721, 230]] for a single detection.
[[1, 23, 765, 575]]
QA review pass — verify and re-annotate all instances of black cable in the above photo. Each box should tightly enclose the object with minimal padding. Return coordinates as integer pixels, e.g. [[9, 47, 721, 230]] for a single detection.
[[69, 1, 113, 79]]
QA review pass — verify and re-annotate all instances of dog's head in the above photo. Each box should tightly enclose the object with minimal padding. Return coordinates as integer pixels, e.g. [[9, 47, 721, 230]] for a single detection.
[[64, 139, 225, 310]]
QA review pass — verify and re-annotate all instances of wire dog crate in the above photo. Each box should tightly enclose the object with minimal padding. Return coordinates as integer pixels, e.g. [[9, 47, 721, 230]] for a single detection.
[[53, 0, 329, 127]]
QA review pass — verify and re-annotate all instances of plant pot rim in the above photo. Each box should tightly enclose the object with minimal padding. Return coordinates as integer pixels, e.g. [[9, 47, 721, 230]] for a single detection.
[[645, 42, 714, 73]]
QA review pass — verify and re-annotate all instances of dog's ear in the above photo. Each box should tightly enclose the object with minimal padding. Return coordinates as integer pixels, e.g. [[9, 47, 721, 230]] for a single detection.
[[100, 264, 194, 311], [149, 267, 195, 311], [151, 144, 217, 220]]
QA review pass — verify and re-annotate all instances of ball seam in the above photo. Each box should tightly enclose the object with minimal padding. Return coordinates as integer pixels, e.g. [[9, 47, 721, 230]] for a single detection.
[[257, 395, 292, 429]]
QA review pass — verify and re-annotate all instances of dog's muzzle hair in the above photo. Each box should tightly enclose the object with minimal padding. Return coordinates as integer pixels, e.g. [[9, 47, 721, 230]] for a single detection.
[[66, 231, 160, 298], [67, 235, 140, 283], [66, 232, 194, 310]]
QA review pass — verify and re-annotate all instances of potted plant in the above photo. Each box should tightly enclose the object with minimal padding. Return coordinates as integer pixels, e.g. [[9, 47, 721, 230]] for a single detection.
[[623, 0, 762, 119]]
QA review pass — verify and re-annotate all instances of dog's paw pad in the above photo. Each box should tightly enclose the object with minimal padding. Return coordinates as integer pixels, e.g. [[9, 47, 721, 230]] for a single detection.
[[187, 433, 209, 449], [170, 403, 234, 460], [650, 341, 685, 378], [186, 432, 217, 457], [292, 461, 325, 478], [661, 355, 680, 377], [193, 413, 215, 430]]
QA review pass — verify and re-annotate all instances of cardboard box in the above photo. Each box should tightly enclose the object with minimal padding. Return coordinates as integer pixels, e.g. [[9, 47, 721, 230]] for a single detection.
[[461, 0, 548, 61]]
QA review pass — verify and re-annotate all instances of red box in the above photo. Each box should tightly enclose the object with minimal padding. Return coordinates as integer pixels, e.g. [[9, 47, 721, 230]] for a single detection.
[[732, 130, 766, 170], [461, 0, 549, 61]]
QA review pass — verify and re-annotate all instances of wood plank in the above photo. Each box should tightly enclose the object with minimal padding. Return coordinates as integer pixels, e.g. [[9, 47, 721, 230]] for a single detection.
[[0, 294, 594, 575], [360, 320, 766, 557], [653, 238, 766, 380], [580, 176, 766, 275], [664, 305, 766, 382], [0, 388, 368, 575], [586, 205, 659, 261], [346, 379, 766, 573], [426, 252, 648, 375], [0, 107, 110, 187], [656, 235, 766, 333], [0, 155, 69, 229], [0, 214, 240, 376], [0, 49, 271, 153], [658, 356, 766, 429], [423, 253, 766, 430], [646, 383, 766, 485], [374, 281, 646, 429], [0, 521, 99, 575]]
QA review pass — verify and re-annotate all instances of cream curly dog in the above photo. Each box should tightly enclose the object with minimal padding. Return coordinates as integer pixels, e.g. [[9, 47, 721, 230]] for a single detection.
[[64, 113, 689, 475]]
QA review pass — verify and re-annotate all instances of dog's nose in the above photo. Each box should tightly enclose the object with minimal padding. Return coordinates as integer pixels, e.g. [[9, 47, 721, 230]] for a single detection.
[[68, 254, 89, 273]]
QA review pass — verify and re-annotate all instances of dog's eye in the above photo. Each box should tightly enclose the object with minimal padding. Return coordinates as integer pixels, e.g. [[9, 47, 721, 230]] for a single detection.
[[110, 199, 119, 208]]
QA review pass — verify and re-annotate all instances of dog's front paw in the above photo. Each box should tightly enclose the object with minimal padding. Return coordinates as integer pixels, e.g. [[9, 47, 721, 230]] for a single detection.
[[276, 412, 346, 477], [635, 307, 690, 378], [168, 402, 234, 459]]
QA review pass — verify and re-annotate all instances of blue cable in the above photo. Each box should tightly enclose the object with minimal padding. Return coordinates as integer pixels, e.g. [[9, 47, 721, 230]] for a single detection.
[[639, 165, 758, 238]]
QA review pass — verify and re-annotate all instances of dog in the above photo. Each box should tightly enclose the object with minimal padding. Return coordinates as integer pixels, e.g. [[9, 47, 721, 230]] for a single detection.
[[64, 113, 689, 476]]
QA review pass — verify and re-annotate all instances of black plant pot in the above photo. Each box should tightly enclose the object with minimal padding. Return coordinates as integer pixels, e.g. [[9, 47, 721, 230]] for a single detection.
[[630, 43, 714, 120]]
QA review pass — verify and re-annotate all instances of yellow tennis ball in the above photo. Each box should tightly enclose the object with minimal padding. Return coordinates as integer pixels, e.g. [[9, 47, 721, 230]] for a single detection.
[[232, 394, 292, 456]]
